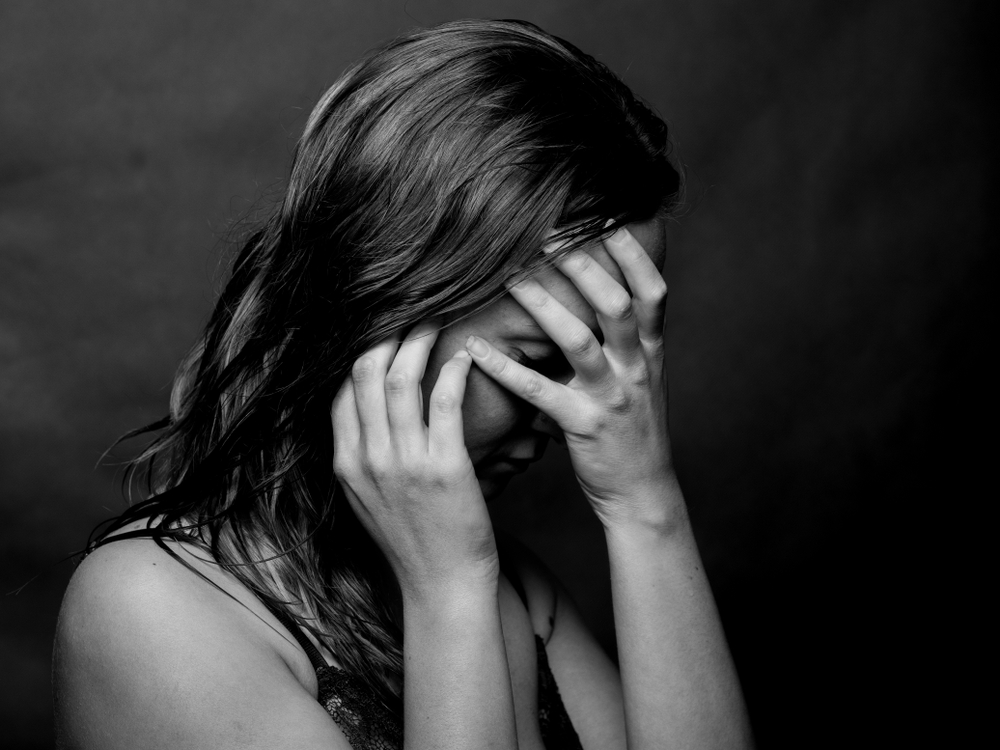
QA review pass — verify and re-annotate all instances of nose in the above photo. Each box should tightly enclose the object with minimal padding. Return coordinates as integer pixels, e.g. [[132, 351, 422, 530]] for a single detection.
[[531, 410, 565, 445]]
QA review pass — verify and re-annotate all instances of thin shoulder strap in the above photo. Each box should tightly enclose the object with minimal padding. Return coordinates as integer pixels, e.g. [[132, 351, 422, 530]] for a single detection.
[[260, 599, 329, 673]]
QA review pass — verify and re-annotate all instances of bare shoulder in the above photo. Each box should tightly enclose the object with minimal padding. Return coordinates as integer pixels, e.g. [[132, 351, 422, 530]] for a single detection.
[[53, 527, 349, 750], [58, 531, 234, 648]]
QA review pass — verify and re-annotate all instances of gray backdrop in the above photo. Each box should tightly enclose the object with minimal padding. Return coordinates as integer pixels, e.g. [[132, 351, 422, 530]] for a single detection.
[[1, 1, 989, 747]]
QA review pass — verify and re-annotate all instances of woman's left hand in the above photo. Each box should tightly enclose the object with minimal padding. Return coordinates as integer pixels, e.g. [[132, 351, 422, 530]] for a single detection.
[[466, 227, 680, 531]]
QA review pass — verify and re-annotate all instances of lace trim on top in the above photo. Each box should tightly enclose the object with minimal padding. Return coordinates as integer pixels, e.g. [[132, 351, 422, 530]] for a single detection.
[[316, 667, 403, 750], [262, 582, 582, 749], [313, 635, 582, 750]]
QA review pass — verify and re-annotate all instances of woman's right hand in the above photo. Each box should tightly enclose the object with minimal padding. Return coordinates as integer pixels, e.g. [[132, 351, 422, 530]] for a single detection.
[[331, 319, 498, 599]]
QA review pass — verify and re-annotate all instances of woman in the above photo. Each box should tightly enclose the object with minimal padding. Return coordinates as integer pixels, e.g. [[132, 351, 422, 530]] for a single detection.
[[53, 19, 752, 750]]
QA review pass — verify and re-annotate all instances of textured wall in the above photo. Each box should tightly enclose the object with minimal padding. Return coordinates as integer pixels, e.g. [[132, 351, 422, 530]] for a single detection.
[[1, 1, 988, 747]]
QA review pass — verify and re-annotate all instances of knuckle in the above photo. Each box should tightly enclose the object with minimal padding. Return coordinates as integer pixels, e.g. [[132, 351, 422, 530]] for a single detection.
[[565, 330, 594, 358], [528, 290, 552, 312], [606, 293, 634, 320], [649, 279, 668, 303], [352, 356, 377, 383], [630, 366, 653, 388], [332, 455, 351, 479], [523, 374, 545, 398], [443, 358, 468, 376], [431, 389, 458, 413], [334, 450, 364, 481], [607, 388, 631, 411], [367, 454, 392, 480], [383, 370, 411, 393], [489, 355, 512, 377]]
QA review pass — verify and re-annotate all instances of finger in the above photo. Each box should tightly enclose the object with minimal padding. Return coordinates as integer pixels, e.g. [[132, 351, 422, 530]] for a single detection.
[[543, 245, 641, 358], [331, 376, 361, 475], [351, 330, 401, 449], [603, 227, 668, 342], [465, 334, 574, 424], [384, 319, 441, 450], [506, 278, 611, 385], [426, 349, 474, 458]]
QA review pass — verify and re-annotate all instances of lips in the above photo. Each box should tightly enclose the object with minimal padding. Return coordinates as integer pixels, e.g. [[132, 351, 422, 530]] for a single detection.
[[494, 450, 546, 474], [483, 439, 548, 474]]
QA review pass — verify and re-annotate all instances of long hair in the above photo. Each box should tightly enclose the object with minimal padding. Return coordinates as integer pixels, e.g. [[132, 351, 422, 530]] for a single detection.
[[92, 19, 682, 704]]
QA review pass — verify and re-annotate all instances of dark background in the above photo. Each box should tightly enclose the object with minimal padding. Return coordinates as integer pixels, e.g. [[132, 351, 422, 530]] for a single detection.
[[1, 1, 990, 747]]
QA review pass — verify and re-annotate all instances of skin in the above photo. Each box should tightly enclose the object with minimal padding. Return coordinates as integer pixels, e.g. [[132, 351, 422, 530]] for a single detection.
[[328, 217, 676, 750], [423, 218, 668, 501], [333, 215, 752, 749], [332, 217, 669, 618], [54, 215, 751, 750]]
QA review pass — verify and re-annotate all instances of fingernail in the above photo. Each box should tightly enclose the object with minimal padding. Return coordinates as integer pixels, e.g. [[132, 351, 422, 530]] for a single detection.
[[610, 227, 631, 244], [542, 237, 570, 255], [465, 335, 489, 357]]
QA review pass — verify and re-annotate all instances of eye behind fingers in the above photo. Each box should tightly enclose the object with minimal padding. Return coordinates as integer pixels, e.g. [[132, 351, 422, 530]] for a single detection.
[[509, 347, 572, 383]]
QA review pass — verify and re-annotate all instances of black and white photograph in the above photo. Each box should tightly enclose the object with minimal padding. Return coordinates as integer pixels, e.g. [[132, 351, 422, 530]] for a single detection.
[[1, 1, 989, 748]]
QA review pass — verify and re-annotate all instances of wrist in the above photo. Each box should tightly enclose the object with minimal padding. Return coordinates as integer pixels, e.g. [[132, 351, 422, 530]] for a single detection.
[[398, 560, 500, 611], [401, 572, 502, 640], [594, 472, 691, 537]]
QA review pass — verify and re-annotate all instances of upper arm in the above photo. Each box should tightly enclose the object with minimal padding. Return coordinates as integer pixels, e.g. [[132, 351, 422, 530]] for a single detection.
[[499, 534, 627, 750], [53, 541, 352, 750]]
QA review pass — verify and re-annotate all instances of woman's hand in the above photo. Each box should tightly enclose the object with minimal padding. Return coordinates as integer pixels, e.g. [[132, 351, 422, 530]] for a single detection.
[[467, 228, 753, 749], [466, 227, 678, 531], [331, 320, 498, 598], [333, 321, 520, 750]]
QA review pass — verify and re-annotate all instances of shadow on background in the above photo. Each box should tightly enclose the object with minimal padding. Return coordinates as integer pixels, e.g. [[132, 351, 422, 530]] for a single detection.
[[1, 1, 990, 747]]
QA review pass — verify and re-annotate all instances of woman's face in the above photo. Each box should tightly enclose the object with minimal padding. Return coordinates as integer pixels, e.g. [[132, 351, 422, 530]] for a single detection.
[[420, 217, 667, 500]]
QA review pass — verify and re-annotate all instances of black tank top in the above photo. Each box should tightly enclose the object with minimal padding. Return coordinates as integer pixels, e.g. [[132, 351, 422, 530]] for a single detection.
[[263, 589, 583, 749]]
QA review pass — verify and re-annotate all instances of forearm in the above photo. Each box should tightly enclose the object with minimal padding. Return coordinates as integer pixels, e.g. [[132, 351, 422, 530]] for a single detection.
[[401, 577, 518, 750], [605, 480, 752, 750]]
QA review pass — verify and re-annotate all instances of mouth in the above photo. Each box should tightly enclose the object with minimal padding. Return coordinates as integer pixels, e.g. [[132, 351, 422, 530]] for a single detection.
[[478, 438, 549, 476], [493, 445, 548, 473]]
